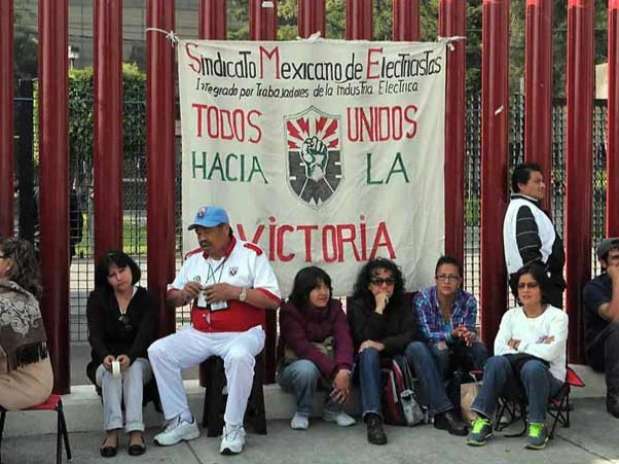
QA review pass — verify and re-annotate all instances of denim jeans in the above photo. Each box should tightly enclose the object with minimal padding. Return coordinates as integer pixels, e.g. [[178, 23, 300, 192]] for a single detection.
[[278, 359, 340, 416], [405, 341, 454, 415], [471, 355, 563, 423], [355, 348, 383, 419]]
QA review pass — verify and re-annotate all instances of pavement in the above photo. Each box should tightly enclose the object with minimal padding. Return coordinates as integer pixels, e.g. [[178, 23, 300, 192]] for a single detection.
[[2, 397, 618, 464]]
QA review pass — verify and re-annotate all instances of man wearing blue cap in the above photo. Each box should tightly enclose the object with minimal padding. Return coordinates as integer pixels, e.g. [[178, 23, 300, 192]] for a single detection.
[[148, 206, 281, 454], [583, 237, 619, 418]]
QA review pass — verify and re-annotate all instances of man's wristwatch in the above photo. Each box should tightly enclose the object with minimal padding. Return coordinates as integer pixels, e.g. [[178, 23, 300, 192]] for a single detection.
[[239, 287, 248, 302]]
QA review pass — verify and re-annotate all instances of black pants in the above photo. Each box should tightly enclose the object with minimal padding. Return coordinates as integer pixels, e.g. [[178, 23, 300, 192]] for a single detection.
[[587, 323, 619, 393]]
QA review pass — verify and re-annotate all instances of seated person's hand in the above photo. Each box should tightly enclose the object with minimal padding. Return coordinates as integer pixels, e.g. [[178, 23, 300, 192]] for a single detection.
[[116, 354, 131, 370], [204, 283, 237, 302], [507, 338, 521, 350], [102, 354, 116, 371], [358, 340, 385, 353], [183, 281, 203, 300], [330, 369, 352, 404]]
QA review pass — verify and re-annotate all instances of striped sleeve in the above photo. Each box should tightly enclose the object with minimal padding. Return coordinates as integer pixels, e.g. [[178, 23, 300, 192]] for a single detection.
[[515, 205, 542, 267]]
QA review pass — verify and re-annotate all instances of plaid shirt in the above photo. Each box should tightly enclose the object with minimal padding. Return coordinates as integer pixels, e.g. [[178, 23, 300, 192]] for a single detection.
[[414, 286, 477, 344]]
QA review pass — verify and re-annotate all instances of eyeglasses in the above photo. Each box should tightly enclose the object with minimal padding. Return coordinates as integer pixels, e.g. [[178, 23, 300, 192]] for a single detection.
[[517, 282, 539, 289], [435, 274, 460, 282], [370, 277, 395, 286]]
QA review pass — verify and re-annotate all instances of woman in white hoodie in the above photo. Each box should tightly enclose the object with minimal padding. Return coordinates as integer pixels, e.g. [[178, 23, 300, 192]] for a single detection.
[[466, 264, 568, 450]]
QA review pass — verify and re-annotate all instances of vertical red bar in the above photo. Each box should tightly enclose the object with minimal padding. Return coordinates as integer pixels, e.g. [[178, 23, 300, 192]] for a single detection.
[[38, 0, 70, 393], [392, 0, 420, 41], [250, 0, 277, 41], [0, 0, 13, 237], [480, 0, 509, 346], [346, 0, 373, 40], [525, 0, 553, 212], [565, 0, 593, 363], [439, 0, 466, 265], [298, 0, 326, 38], [199, 0, 227, 39], [608, 0, 619, 235], [249, 0, 277, 383], [146, 1, 176, 337], [94, 0, 123, 261]]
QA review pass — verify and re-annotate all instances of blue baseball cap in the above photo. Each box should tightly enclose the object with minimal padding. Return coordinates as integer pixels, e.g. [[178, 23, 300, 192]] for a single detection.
[[188, 206, 230, 230]]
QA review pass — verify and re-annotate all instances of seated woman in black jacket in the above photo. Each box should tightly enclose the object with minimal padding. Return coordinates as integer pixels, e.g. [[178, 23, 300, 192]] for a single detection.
[[86, 251, 156, 458], [348, 258, 467, 445]]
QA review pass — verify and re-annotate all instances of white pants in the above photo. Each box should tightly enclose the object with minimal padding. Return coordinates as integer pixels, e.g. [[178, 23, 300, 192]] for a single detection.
[[95, 357, 152, 432], [148, 325, 265, 426]]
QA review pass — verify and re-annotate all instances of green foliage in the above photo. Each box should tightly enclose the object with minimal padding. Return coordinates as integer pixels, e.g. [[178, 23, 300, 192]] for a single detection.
[[68, 63, 146, 173]]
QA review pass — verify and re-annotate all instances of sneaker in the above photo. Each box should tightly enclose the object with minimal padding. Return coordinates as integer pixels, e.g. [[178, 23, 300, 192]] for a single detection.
[[154, 416, 200, 446], [290, 412, 310, 430], [526, 422, 549, 450], [466, 417, 493, 446], [323, 408, 356, 427], [220, 424, 246, 455]]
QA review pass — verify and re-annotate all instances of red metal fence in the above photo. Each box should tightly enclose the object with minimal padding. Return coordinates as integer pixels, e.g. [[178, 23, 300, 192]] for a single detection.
[[1, 0, 618, 393]]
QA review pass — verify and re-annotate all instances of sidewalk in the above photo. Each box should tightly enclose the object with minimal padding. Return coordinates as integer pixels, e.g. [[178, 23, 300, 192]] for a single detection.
[[2, 398, 618, 464]]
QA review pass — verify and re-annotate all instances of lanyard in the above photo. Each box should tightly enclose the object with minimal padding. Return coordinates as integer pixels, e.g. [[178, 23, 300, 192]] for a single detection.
[[206, 256, 227, 285]]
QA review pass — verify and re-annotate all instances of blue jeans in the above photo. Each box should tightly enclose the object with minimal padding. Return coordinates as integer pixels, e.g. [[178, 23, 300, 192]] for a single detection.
[[278, 359, 340, 416], [405, 341, 454, 415], [471, 355, 563, 423], [356, 348, 383, 418]]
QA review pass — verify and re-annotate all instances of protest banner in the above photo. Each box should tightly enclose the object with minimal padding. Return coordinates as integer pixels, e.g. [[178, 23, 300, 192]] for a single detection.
[[178, 39, 446, 295]]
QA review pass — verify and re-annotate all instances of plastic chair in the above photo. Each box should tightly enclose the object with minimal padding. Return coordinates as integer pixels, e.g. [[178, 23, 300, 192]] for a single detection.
[[0, 394, 72, 464]]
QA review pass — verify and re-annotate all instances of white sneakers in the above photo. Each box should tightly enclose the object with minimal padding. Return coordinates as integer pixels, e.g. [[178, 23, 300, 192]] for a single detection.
[[322, 409, 356, 427], [290, 412, 310, 430], [154, 416, 200, 446], [220, 424, 246, 455]]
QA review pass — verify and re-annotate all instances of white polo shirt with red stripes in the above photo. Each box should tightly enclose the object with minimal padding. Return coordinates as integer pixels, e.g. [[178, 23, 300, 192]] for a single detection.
[[168, 236, 281, 333]]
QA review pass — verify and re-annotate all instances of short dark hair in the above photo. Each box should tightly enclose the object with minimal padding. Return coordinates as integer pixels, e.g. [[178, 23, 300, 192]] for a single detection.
[[600, 244, 619, 264], [351, 258, 405, 309], [435, 255, 463, 278], [288, 266, 333, 309], [0, 237, 42, 299], [511, 263, 551, 305], [511, 163, 542, 193], [94, 250, 141, 291]]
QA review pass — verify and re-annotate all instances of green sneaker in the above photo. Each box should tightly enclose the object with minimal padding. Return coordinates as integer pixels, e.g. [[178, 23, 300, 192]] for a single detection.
[[526, 422, 549, 450], [466, 417, 493, 446]]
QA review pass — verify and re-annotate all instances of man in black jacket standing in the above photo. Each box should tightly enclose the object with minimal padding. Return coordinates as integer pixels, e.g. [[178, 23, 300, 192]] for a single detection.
[[502, 163, 565, 308]]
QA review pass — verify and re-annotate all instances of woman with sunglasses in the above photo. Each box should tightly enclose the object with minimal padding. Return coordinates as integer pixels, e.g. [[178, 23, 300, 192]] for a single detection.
[[0, 238, 53, 410], [348, 258, 468, 445], [87, 251, 156, 457], [466, 264, 568, 450]]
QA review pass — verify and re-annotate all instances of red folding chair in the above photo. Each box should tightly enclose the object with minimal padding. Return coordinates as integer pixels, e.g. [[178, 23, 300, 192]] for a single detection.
[[0, 394, 72, 464]]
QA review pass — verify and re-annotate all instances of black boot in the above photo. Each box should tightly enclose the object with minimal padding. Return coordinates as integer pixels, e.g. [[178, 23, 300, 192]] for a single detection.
[[607, 390, 619, 418], [434, 410, 468, 436], [365, 414, 387, 445]]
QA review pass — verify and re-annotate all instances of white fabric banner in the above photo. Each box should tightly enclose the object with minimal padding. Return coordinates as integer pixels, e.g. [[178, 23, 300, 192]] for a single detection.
[[178, 39, 446, 296]]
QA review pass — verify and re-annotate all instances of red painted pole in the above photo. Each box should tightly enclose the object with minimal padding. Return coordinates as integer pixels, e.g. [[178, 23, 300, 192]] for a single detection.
[[93, 0, 123, 261], [38, 0, 70, 393], [565, 0, 593, 364], [199, 0, 227, 39], [480, 0, 509, 347], [250, 0, 277, 41], [524, 0, 553, 212], [392, 0, 420, 41], [0, 0, 13, 237], [346, 0, 373, 40], [146, 1, 176, 337], [249, 0, 277, 383], [608, 0, 619, 235], [298, 0, 326, 38], [439, 0, 466, 265]]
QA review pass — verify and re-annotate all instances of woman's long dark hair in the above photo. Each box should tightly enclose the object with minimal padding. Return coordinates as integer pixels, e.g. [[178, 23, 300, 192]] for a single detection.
[[288, 266, 333, 309], [351, 258, 404, 309], [511, 263, 550, 306], [94, 250, 141, 293], [0, 237, 42, 299]]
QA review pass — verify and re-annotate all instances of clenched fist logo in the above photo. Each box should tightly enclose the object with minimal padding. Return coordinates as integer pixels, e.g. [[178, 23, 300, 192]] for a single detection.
[[300, 136, 329, 182]]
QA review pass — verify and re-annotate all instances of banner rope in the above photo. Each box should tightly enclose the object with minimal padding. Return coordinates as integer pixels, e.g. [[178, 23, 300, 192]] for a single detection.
[[145, 28, 179, 46], [438, 35, 466, 52]]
